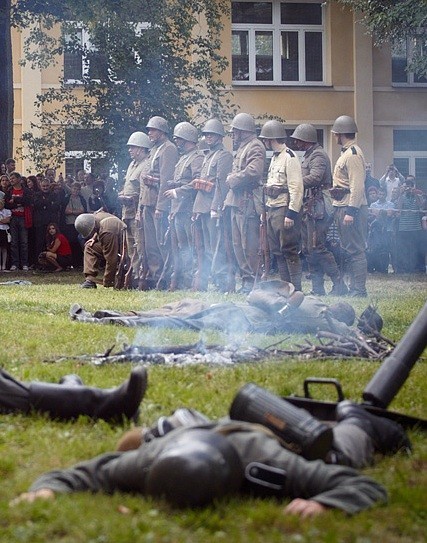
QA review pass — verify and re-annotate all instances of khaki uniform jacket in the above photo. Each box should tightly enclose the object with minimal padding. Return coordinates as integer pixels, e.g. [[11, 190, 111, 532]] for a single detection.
[[30, 420, 386, 515], [121, 160, 147, 220], [170, 149, 204, 215], [301, 143, 332, 190], [224, 135, 266, 209], [266, 147, 303, 219], [193, 144, 233, 214], [332, 140, 367, 213], [151, 140, 179, 213], [138, 156, 155, 208], [94, 211, 126, 237]]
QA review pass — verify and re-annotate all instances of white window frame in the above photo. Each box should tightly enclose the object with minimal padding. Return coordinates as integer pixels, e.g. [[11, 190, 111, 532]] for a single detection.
[[231, 0, 326, 86], [392, 33, 427, 87]]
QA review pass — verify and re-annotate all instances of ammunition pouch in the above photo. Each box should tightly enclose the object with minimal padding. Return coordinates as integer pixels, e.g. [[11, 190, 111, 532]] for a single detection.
[[304, 190, 326, 220], [329, 187, 350, 201], [193, 178, 215, 193], [264, 185, 289, 199]]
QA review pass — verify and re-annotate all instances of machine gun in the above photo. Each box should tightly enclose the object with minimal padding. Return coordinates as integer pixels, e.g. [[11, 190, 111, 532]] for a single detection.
[[283, 302, 427, 429]]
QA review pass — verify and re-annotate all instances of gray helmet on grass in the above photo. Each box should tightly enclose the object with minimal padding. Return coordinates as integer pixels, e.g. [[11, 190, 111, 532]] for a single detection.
[[291, 124, 317, 143], [230, 113, 256, 133], [127, 132, 152, 149], [259, 120, 287, 140], [202, 119, 225, 137], [173, 122, 199, 143], [146, 116, 170, 134], [331, 115, 358, 134], [146, 429, 243, 507], [75, 213, 96, 238]]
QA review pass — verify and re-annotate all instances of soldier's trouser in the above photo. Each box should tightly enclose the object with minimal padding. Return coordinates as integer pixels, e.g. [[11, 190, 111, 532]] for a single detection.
[[334, 206, 368, 294], [230, 206, 259, 283], [212, 209, 237, 291], [172, 212, 193, 289], [141, 205, 164, 283], [84, 231, 119, 287], [124, 218, 141, 281], [193, 213, 215, 290], [267, 206, 302, 290]]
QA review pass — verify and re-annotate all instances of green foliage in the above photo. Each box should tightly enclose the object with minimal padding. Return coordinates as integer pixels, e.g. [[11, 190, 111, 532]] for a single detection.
[[0, 271, 425, 542], [336, 0, 427, 77], [11, 0, 233, 171]]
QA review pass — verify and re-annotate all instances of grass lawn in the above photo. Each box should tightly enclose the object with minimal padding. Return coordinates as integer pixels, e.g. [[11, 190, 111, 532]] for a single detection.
[[0, 270, 426, 542]]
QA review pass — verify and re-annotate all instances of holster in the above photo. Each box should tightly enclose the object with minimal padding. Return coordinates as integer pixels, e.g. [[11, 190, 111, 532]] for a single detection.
[[329, 187, 350, 201], [264, 186, 289, 198]]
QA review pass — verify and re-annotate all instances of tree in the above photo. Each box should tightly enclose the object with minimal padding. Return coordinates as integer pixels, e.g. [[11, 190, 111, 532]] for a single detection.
[[0, 0, 13, 163], [336, 0, 427, 77], [11, 0, 233, 172]]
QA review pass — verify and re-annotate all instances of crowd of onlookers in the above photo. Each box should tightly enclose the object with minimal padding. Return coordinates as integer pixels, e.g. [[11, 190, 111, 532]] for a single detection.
[[0, 156, 425, 277]]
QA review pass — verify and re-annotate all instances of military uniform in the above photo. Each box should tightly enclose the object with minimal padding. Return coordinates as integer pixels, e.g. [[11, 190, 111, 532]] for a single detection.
[[28, 419, 386, 515], [332, 140, 368, 296], [167, 148, 204, 289], [192, 144, 233, 290], [83, 211, 126, 287], [300, 143, 342, 294], [265, 146, 304, 290], [224, 135, 266, 289]]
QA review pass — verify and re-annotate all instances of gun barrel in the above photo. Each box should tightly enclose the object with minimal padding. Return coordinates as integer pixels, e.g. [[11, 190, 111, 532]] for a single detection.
[[362, 302, 427, 408]]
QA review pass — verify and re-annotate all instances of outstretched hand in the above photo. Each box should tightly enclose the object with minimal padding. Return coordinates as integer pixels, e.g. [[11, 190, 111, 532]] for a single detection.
[[284, 498, 327, 518], [10, 488, 56, 506]]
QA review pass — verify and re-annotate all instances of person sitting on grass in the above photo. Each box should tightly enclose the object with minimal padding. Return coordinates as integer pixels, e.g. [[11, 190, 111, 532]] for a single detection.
[[38, 223, 72, 272]]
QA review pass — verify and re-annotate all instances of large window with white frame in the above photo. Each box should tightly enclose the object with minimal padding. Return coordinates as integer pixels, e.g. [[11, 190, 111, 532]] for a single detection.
[[64, 128, 110, 178], [63, 26, 108, 83], [393, 129, 427, 192], [231, 1, 325, 85], [392, 33, 427, 86]]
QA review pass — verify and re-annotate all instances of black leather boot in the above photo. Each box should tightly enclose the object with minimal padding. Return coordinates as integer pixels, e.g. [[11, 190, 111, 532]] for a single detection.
[[336, 400, 412, 455], [29, 367, 148, 423]]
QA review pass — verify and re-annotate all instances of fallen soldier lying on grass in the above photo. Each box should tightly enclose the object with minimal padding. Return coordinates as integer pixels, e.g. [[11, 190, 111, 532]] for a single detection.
[[12, 381, 410, 517]]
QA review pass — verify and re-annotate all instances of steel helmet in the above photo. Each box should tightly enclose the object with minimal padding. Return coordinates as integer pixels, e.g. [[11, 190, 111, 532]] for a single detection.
[[173, 122, 199, 143], [74, 213, 96, 238], [126, 131, 152, 149], [259, 120, 287, 140], [146, 429, 243, 507], [291, 124, 317, 143], [146, 116, 170, 134], [331, 115, 358, 134], [202, 118, 225, 137], [329, 302, 356, 326], [230, 112, 256, 133]]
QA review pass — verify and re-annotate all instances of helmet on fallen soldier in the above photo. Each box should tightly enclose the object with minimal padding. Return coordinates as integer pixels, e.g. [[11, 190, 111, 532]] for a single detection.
[[329, 302, 356, 326], [146, 429, 243, 507]]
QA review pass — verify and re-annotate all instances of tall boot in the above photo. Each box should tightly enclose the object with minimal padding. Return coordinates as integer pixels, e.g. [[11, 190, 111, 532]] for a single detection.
[[349, 257, 368, 297], [286, 255, 302, 291], [29, 367, 148, 423], [306, 257, 325, 295], [276, 258, 290, 282]]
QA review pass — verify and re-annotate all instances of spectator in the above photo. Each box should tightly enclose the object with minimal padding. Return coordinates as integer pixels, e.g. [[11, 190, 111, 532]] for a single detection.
[[38, 223, 72, 272], [0, 194, 12, 271], [33, 179, 61, 261], [25, 175, 39, 268], [1, 174, 11, 194], [88, 180, 108, 212], [5, 158, 16, 176], [4, 172, 33, 271], [379, 164, 405, 201], [364, 162, 380, 197], [61, 182, 87, 268], [81, 172, 96, 209]]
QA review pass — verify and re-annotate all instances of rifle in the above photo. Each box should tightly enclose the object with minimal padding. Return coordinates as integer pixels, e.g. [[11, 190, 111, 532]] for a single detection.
[[258, 187, 270, 282], [283, 302, 427, 429], [114, 230, 130, 290]]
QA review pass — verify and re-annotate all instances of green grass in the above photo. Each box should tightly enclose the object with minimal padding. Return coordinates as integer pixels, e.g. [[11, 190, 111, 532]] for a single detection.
[[0, 270, 426, 542]]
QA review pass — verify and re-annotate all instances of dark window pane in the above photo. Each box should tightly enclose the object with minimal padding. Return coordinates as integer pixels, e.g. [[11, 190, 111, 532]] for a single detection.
[[64, 52, 83, 80], [256, 31, 273, 81], [413, 36, 427, 83], [305, 32, 322, 81], [65, 158, 84, 179], [232, 31, 250, 80], [392, 39, 408, 83], [415, 157, 427, 181], [394, 130, 427, 152], [393, 158, 409, 178], [90, 158, 110, 177], [232, 2, 272, 24], [281, 3, 322, 25], [87, 51, 109, 80], [281, 31, 298, 81], [65, 129, 108, 152]]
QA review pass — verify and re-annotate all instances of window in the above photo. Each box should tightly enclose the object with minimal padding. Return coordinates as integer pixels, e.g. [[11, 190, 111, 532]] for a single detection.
[[232, 1, 325, 85], [392, 34, 427, 86], [65, 128, 110, 178], [64, 26, 108, 83], [394, 129, 427, 191]]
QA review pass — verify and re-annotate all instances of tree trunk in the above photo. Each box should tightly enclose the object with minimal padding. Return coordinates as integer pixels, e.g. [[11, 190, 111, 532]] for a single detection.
[[0, 0, 14, 163]]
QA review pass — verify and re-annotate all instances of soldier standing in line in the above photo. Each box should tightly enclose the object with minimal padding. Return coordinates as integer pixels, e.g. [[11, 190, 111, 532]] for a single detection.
[[259, 120, 304, 291], [118, 132, 152, 287], [192, 119, 233, 291], [163, 122, 204, 290], [145, 116, 179, 289], [223, 113, 266, 293], [330, 115, 368, 298], [290, 124, 346, 296]]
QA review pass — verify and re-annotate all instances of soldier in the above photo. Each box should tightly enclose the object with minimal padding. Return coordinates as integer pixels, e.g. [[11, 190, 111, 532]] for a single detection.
[[192, 119, 233, 291], [291, 124, 345, 296], [118, 132, 152, 287], [330, 115, 368, 298], [75, 211, 126, 289], [14, 384, 411, 516], [259, 120, 304, 290], [144, 116, 179, 288], [163, 122, 204, 290], [0, 366, 147, 423], [223, 113, 266, 293]]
